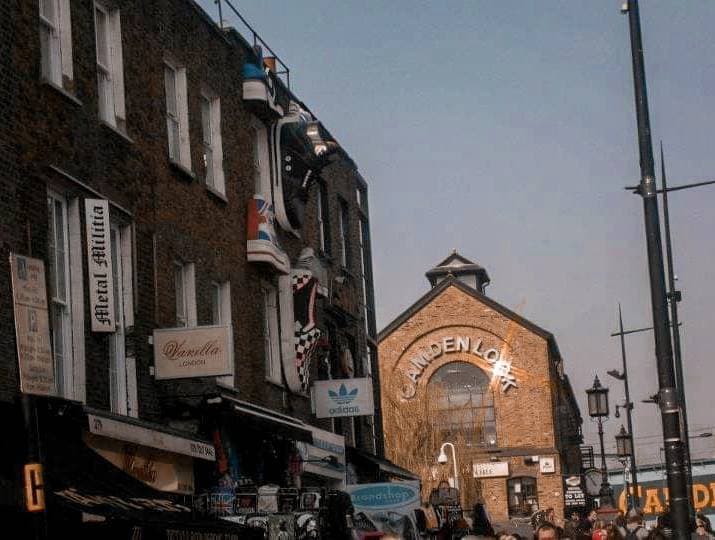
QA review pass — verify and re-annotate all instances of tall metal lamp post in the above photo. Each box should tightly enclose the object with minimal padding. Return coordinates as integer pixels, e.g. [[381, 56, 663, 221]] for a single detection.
[[437, 442, 459, 490], [587, 376, 614, 506], [616, 425, 635, 510]]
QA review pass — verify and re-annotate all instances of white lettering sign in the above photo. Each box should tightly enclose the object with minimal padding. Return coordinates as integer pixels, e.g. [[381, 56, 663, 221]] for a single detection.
[[10, 254, 55, 396], [540, 456, 556, 474], [84, 199, 115, 332], [473, 461, 509, 478], [153, 325, 232, 380], [313, 378, 375, 418]]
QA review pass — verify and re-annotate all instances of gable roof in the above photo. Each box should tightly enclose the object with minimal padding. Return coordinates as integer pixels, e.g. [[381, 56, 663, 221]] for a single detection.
[[378, 275, 562, 361], [432, 251, 478, 268], [425, 251, 491, 285]]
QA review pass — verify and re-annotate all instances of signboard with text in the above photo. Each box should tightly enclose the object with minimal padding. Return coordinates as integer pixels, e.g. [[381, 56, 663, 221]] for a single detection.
[[10, 254, 55, 396], [564, 475, 586, 509], [313, 378, 375, 418], [84, 199, 115, 332], [153, 325, 232, 380], [347, 482, 420, 538], [473, 461, 509, 478]]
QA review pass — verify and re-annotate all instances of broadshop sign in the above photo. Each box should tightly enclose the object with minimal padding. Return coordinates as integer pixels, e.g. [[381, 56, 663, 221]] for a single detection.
[[153, 325, 232, 380], [313, 378, 374, 418]]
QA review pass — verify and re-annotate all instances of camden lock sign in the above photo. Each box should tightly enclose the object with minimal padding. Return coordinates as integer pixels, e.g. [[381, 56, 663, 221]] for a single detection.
[[400, 334, 517, 399], [85, 199, 115, 332], [153, 325, 232, 380]]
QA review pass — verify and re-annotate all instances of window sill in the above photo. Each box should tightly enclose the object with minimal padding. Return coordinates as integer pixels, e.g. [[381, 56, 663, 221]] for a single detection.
[[169, 159, 196, 181], [100, 120, 133, 144], [205, 184, 228, 203], [40, 79, 82, 107]]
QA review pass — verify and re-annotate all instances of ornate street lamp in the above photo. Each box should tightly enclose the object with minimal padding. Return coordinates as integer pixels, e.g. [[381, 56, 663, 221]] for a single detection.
[[616, 425, 635, 510], [587, 376, 614, 507], [616, 425, 633, 458]]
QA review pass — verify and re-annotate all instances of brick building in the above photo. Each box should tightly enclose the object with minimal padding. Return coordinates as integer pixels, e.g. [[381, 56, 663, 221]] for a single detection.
[[378, 252, 583, 524], [0, 0, 405, 536]]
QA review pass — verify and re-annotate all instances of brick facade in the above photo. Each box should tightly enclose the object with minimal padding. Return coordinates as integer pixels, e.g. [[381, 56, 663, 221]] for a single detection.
[[1, 0, 382, 496], [379, 265, 582, 523]]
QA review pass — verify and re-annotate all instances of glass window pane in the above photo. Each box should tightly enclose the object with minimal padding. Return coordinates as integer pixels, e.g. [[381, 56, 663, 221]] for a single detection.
[[95, 7, 109, 67], [164, 67, 177, 116]]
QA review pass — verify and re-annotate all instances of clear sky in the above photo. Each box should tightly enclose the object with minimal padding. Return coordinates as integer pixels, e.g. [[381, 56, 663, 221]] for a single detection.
[[196, 1, 715, 466]]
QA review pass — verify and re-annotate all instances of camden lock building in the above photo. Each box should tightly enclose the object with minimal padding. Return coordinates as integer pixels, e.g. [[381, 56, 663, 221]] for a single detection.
[[0, 1, 412, 537], [378, 252, 583, 523]]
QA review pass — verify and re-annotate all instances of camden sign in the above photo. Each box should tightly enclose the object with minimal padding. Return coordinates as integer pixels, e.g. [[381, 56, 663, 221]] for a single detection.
[[400, 334, 518, 399], [153, 325, 232, 380], [313, 378, 374, 418]]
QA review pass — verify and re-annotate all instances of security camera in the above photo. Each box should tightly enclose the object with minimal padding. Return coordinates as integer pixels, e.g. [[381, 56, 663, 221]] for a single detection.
[[620, 2, 629, 14], [438, 453, 448, 464]]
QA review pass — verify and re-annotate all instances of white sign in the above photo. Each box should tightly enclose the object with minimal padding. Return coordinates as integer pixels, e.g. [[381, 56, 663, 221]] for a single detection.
[[540, 456, 556, 474], [297, 426, 346, 481], [88, 413, 215, 461], [347, 482, 420, 538], [473, 461, 509, 478], [85, 199, 115, 332], [10, 254, 55, 396], [313, 378, 375, 418], [153, 325, 232, 380]]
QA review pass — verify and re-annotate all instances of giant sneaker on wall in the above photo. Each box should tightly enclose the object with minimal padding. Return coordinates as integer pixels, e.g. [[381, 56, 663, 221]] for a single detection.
[[246, 194, 290, 275], [242, 46, 283, 118]]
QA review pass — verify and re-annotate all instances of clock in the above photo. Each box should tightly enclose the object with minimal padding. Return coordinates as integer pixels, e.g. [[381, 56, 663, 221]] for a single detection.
[[584, 469, 602, 496]]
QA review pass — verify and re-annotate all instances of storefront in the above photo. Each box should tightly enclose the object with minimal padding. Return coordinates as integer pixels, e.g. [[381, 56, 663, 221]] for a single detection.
[[378, 252, 583, 526]]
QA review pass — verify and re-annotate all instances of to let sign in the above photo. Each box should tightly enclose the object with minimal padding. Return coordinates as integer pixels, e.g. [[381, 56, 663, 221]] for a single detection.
[[473, 461, 509, 478], [85, 199, 115, 332], [153, 325, 232, 380], [10, 254, 55, 396]]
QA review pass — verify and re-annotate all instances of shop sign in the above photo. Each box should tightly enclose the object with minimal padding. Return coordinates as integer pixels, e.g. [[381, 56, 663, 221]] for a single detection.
[[84, 433, 195, 494], [313, 378, 374, 418], [347, 482, 420, 537], [88, 413, 215, 461], [473, 461, 509, 478], [564, 475, 586, 508], [400, 334, 518, 399], [297, 426, 346, 481], [84, 199, 116, 332], [10, 254, 55, 396], [540, 457, 556, 474], [153, 325, 232, 380], [613, 473, 715, 517]]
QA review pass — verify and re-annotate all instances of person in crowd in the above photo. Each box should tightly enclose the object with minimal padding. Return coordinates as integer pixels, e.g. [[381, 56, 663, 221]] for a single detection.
[[592, 520, 608, 540], [581, 510, 598, 534], [472, 498, 496, 537], [692, 515, 715, 540], [623, 509, 649, 540], [564, 511, 582, 539], [536, 523, 561, 540], [696, 512, 713, 534]]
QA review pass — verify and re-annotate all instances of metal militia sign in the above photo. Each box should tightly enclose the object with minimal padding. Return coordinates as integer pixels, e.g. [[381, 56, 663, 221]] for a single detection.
[[10, 254, 55, 396], [85, 199, 116, 332], [153, 325, 232, 380]]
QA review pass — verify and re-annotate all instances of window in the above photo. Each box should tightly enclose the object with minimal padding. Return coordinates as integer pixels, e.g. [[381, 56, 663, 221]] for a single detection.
[[338, 198, 349, 268], [317, 182, 331, 255], [165, 63, 190, 169], [94, 2, 125, 129], [359, 217, 375, 337], [39, 0, 73, 87], [429, 362, 497, 447], [201, 94, 225, 194], [212, 281, 233, 387], [262, 282, 281, 385], [507, 477, 538, 517], [252, 117, 271, 197], [47, 191, 84, 400], [174, 262, 196, 327], [109, 222, 136, 416]]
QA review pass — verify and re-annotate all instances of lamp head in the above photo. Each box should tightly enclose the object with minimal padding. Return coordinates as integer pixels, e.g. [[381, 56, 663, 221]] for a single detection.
[[437, 450, 448, 464]]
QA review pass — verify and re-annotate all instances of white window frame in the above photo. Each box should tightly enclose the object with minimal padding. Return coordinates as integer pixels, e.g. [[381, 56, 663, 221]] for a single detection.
[[339, 199, 349, 268], [212, 281, 234, 387], [165, 62, 191, 170], [47, 191, 85, 401], [109, 222, 137, 417], [201, 93, 225, 195], [262, 282, 281, 385], [174, 262, 196, 327], [252, 117, 271, 199], [39, 0, 73, 87], [94, 2, 126, 128]]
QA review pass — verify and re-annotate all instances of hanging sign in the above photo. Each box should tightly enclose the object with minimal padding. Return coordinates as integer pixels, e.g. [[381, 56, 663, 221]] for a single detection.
[[85, 199, 115, 332], [153, 325, 232, 380], [10, 253, 55, 396], [564, 476, 586, 508], [313, 378, 374, 418]]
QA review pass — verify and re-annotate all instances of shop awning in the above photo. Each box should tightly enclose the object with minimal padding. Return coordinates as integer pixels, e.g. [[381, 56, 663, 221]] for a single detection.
[[206, 392, 314, 443], [347, 447, 421, 482]]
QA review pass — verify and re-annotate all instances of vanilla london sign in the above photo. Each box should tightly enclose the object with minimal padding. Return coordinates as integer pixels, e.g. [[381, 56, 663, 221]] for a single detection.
[[153, 325, 232, 380], [401, 335, 517, 398]]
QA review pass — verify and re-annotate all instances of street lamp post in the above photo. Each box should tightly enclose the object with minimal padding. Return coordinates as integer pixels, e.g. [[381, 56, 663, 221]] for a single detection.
[[622, 1, 689, 537], [607, 304, 640, 509], [438, 442, 459, 491], [616, 425, 635, 510], [587, 376, 613, 506]]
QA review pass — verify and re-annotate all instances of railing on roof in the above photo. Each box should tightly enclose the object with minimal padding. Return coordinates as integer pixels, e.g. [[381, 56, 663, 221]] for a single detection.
[[213, 0, 291, 89]]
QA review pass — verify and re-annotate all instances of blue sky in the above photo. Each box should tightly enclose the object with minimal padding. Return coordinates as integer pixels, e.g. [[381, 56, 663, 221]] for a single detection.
[[196, 0, 715, 464]]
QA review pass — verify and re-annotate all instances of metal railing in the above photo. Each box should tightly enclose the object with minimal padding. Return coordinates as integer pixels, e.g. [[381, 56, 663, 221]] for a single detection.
[[213, 0, 291, 88]]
